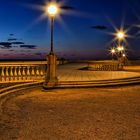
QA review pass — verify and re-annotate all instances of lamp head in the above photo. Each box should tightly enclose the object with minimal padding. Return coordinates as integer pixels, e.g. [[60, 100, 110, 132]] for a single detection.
[[111, 48, 115, 54], [116, 31, 125, 40], [122, 54, 126, 57], [117, 46, 124, 51], [47, 3, 59, 17]]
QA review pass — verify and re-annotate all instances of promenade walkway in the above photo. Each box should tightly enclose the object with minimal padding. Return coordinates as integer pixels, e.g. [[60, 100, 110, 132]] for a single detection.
[[57, 63, 140, 82], [0, 86, 140, 140]]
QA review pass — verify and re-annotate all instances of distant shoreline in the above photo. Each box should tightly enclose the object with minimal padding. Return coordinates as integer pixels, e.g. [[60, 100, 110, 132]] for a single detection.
[[0, 59, 140, 62], [0, 59, 46, 62]]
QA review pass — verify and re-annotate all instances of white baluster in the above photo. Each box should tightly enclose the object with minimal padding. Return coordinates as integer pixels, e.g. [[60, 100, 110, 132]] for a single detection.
[[31, 66, 35, 75], [18, 66, 22, 81], [14, 67, 18, 81], [27, 66, 31, 80], [22, 67, 26, 80], [31, 66, 35, 80], [40, 67, 44, 76], [6, 67, 9, 81], [10, 66, 14, 81], [36, 66, 40, 76]]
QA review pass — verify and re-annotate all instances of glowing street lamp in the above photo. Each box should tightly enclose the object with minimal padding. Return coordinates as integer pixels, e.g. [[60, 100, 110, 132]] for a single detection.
[[116, 31, 126, 40], [47, 4, 58, 17], [116, 45, 126, 65], [121, 53, 127, 65], [112, 29, 128, 64], [117, 46, 124, 52], [111, 48, 116, 54], [110, 48, 116, 60], [46, 3, 59, 53], [43, 3, 59, 89], [122, 53, 126, 57]]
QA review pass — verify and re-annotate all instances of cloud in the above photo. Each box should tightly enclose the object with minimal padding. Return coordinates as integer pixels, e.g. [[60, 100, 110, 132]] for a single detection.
[[20, 45, 37, 49], [12, 41, 25, 45], [0, 42, 12, 46], [9, 50, 15, 52], [9, 34, 14, 36], [34, 53, 42, 56], [0, 35, 37, 50], [61, 6, 75, 11], [0, 42, 12, 49], [20, 53, 28, 56], [8, 38, 18, 41], [0, 46, 12, 49], [91, 25, 108, 30], [20, 50, 31, 52]]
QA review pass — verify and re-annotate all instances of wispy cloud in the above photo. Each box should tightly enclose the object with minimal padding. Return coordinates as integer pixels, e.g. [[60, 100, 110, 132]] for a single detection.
[[20, 45, 37, 49], [0, 42, 12, 49], [91, 25, 108, 30], [34, 52, 42, 56], [12, 41, 25, 45]]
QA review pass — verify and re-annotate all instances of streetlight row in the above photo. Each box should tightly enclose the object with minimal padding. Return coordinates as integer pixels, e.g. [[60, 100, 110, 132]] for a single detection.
[[110, 30, 127, 61], [111, 46, 126, 57]]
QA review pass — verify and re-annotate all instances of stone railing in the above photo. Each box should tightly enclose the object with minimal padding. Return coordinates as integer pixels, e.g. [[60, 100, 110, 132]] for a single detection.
[[0, 60, 68, 83], [88, 60, 124, 71]]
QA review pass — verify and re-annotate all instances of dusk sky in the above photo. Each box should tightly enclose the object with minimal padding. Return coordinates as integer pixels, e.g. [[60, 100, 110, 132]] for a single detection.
[[0, 0, 140, 60]]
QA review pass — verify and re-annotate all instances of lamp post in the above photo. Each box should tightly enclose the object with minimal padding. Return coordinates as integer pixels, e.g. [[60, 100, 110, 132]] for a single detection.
[[122, 53, 127, 64], [43, 3, 59, 89], [117, 45, 125, 62], [47, 4, 58, 54], [116, 30, 126, 64], [111, 48, 116, 60], [117, 46, 124, 53], [116, 31, 125, 41]]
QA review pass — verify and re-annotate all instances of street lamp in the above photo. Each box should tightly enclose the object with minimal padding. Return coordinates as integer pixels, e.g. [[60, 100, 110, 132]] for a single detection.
[[46, 3, 59, 54], [116, 31, 125, 40], [122, 53, 127, 65], [110, 48, 116, 60], [43, 3, 59, 89], [111, 48, 116, 54], [47, 4, 58, 16], [111, 29, 128, 65], [117, 46, 124, 52], [122, 53, 126, 57], [116, 45, 126, 65]]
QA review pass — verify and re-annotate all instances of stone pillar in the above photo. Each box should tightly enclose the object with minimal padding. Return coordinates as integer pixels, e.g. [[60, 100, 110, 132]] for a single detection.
[[43, 53, 58, 88]]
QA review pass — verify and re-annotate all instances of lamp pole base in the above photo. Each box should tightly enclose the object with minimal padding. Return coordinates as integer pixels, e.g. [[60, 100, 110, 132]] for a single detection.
[[43, 53, 58, 89]]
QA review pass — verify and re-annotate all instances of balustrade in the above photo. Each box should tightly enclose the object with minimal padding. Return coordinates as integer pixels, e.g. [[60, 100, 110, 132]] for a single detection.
[[0, 64, 46, 83], [0, 60, 69, 83], [88, 61, 124, 71]]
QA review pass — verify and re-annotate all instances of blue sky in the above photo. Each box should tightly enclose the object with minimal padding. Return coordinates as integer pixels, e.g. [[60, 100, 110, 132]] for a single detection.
[[0, 0, 140, 60]]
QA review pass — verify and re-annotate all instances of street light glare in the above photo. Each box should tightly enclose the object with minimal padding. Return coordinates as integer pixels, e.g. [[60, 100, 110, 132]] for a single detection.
[[47, 4, 58, 16], [117, 46, 124, 51], [111, 48, 115, 54], [111, 49, 115, 53], [117, 31, 125, 40], [122, 54, 126, 57]]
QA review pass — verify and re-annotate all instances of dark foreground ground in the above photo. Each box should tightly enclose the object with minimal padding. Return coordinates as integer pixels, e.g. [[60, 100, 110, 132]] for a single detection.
[[0, 86, 140, 140]]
